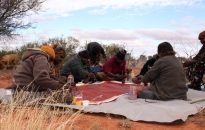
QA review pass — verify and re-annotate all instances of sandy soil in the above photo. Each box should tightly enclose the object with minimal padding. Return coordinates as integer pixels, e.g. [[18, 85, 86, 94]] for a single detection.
[[0, 70, 205, 130]]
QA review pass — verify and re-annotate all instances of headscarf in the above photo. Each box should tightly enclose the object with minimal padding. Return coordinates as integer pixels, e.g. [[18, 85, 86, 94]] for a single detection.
[[79, 50, 89, 59], [198, 30, 205, 40]]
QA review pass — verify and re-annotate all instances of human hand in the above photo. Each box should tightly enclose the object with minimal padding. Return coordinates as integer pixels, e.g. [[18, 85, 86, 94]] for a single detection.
[[121, 79, 125, 84], [183, 60, 197, 67], [61, 76, 67, 82], [87, 73, 95, 78], [148, 65, 151, 70], [83, 73, 96, 83], [63, 82, 76, 89], [132, 75, 143, 84]]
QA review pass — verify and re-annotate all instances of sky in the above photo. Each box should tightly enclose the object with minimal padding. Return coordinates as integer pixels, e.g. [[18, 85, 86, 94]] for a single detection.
[[2, 0, 205, 58]]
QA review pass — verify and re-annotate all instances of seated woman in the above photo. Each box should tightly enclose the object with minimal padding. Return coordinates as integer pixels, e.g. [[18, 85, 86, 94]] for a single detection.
[[7, 46, 75, 103], [132, 42, 188, 100], [50, 44, 67, 84], [61, 50, 95, 83], [97, 49, 128, 83], [183, 30, 205, 91]]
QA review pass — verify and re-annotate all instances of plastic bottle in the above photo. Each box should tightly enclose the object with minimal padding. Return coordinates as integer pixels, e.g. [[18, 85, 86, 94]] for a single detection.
[[67, 74, 74, 85], [66, 74, 74, 104]]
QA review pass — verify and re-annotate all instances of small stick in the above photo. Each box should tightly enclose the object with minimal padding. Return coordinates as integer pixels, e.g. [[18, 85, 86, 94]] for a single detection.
[[189, 98, 205, 104]]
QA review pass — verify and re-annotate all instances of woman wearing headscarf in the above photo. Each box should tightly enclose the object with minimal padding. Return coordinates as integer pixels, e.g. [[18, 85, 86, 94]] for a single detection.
[[61, 50, 95, 83], [183, 30, 205, 91], [97, 49, 128, 82], [132, 42, 188, 100]]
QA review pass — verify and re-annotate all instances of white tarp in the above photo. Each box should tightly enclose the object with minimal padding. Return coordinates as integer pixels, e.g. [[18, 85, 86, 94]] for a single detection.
[[1, 88, 205, 123], [43, 89, 205, 123]]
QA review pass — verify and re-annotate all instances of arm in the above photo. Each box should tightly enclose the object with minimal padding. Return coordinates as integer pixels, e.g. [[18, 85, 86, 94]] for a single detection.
[[183, 60, 197, 67], [72, 61, 90, 80], [33, 55, 62, 90], [50, 75, 66, 84], [142, 60, 161, 83]]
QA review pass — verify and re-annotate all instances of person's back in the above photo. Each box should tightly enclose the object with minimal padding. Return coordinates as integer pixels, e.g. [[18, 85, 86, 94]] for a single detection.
[[146, 55, 187, 100], [132, 42, 188, 100], [9, 47, 64, 91]]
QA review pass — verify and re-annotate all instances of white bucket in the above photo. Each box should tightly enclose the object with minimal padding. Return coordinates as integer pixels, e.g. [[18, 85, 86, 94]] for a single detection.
[[0, 88, 12, 104]]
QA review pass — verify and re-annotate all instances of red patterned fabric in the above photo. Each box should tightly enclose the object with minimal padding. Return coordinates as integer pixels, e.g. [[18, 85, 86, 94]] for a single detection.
[[76, 81, 149, 105]]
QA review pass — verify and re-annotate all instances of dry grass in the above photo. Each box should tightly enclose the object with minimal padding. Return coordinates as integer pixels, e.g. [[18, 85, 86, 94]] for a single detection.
[[0, 87, 84, 130]]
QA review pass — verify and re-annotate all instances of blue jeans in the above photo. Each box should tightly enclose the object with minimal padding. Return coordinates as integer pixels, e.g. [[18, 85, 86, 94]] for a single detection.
[[140, 90, 156, 100]]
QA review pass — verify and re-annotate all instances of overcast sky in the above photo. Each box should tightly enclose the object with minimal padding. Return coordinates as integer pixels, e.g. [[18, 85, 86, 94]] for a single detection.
[[2, 0, 205, 58]]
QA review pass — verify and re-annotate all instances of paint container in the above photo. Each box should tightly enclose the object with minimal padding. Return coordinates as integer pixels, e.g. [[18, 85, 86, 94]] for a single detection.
[[82, 100, 89, 106], [75, 93, 83, 106]]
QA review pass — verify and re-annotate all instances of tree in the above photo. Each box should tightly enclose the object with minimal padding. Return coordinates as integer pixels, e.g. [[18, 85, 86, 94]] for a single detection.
[[0, 0, 45, 39]]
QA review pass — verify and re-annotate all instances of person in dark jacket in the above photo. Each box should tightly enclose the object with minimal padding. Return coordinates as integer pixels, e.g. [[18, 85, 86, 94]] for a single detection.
[[87, 42, 106, 66], [137, 54, 159, 76], [61, 50, 95, 83], [135, 54, 159, 85]]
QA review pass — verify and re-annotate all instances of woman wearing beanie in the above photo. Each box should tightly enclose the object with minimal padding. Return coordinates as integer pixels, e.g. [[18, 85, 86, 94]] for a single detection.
[[97, 49, 129, 83], [7, 45, 75, 102], [132, 42, 188, 100], [61, 50, 95, 83], [183, 30, 205, 91]]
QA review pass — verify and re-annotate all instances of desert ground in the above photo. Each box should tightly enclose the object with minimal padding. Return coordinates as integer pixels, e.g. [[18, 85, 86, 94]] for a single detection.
[[0, 67, 205, 130]]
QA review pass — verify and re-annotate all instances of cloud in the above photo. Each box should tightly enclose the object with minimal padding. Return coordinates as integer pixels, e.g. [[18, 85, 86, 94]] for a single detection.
[[68, 27, 201, 57], [42, 0, 203, 16], [182, 16, 194, 22], [89, 9, 107, 14], [70, 28, 196, 42], [28, 15, 56, 22], [169, 20, 190, 28], [70, 28, 138, 40]]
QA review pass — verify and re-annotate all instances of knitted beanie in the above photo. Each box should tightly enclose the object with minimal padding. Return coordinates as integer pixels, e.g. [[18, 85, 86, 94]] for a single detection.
[[116, 49, 127, 60], [198, 30, 205, 40], [40, 45, 55, 59], [79, 50, 90, 59], [158, 42, 174, 54]]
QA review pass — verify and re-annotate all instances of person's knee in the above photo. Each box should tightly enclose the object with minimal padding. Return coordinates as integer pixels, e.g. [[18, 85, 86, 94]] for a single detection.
[[140, 90, 155, 100], [96, 74, 103, 81]]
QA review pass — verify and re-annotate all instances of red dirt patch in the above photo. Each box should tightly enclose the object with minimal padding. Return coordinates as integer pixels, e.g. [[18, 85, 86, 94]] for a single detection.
[[0, 78, 12, 88]]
